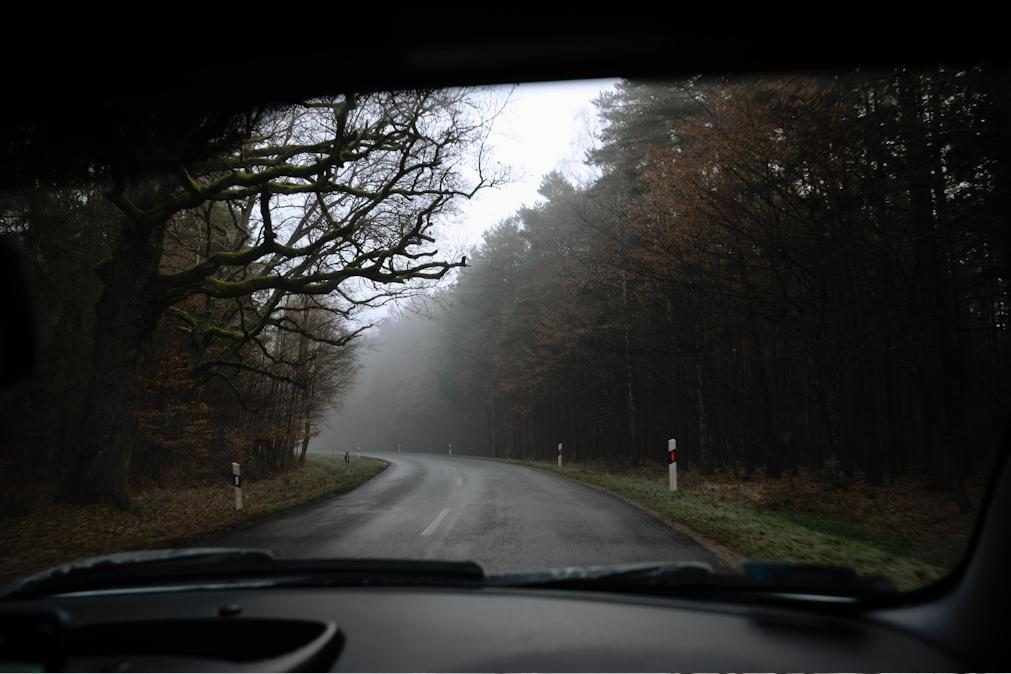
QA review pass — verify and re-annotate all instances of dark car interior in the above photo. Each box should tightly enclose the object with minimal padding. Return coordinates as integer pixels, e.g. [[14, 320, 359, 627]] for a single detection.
[[1, 22, 1009, 671]]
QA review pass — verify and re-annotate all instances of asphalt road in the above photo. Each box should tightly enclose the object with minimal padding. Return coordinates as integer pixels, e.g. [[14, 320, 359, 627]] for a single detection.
[[206, 453, 722, 573]]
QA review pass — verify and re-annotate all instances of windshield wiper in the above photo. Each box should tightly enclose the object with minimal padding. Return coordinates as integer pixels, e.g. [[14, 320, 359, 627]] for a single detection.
[[489, 560, 716, 590], [494, 560, 898, 602], [1, 548, 484, 599], [739, 561, 898, 598], [4, 551, 896, 603], [1, 548, 275, 599]]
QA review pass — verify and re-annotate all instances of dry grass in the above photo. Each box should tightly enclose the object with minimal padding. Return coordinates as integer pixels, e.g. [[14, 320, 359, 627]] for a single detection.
[[0, 456, 387, 584], [614, 462, 984, 551]]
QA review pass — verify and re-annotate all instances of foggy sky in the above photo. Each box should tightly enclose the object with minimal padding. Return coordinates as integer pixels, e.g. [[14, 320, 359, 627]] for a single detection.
[[310, 79, 616, 454]]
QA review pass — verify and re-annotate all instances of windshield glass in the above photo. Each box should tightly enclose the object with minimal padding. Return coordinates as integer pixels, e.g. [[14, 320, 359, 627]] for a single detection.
[[1, 67, 1007, 595]]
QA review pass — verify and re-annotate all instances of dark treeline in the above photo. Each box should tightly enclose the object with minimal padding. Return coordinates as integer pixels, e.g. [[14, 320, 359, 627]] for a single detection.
[[337, 68, 1010, 510], [2, 182, 357, 495], [1, 90, 494, 507]]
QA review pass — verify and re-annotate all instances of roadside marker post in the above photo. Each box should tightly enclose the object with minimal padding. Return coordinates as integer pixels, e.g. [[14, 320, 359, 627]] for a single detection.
[[667, 438, 678, 492], [448, 443, 453, 456], [558, 442, 563, 468], [231, 462, 243, 510]]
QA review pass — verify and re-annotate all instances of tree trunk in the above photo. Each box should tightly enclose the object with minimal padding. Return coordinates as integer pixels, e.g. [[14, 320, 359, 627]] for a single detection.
[[299, 416, 311, 466], [694, 320, 710, 474], [58, 217, 164, 507], [621, 275, 637, 466]]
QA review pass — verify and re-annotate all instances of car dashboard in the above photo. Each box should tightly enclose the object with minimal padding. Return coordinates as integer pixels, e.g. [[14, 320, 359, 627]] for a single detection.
[[1, 584, 959, 671]]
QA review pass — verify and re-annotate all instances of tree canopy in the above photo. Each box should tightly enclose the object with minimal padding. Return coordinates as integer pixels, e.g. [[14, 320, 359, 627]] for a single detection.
[[0, 88, 500, 506]]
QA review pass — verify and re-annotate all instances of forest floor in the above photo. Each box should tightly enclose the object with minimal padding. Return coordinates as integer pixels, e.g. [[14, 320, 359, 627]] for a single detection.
[[0, 456, 387, 584], [491, 458, 989, 592]]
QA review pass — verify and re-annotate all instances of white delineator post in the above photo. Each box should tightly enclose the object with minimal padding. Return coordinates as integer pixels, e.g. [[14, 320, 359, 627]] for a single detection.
[[558, 442, 563, 468], [231, 462, 243, 510], [448, 443, 453, 456], [668, 438, 678, 492], [398, 443, 401, 454]]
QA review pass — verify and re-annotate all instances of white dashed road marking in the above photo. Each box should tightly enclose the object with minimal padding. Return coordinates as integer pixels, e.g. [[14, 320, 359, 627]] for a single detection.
[[421, 507, 451, 536]]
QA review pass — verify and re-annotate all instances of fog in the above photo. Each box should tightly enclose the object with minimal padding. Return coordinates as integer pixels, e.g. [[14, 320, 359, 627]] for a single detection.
[[310, 303, 465, 456], [309, 79, 619, 457]]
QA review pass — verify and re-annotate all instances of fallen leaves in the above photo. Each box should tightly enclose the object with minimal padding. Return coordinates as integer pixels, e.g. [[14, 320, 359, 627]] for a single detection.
[[0, 457, 387, 584]]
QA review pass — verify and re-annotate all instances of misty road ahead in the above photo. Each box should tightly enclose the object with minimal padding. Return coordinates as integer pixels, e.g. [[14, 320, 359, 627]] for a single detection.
[[204, 453, 722, 572]]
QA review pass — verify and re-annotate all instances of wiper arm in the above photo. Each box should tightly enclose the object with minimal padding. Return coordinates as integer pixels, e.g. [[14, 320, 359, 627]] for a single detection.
[[2, 549, 485, 599]]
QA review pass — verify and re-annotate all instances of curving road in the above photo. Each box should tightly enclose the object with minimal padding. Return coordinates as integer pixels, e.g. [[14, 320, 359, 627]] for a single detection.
[[205, 453, 722, 573]]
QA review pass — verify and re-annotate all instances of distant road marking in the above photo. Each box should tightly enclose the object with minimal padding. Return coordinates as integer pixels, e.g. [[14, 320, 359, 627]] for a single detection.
[[421, 508, 451, 536]]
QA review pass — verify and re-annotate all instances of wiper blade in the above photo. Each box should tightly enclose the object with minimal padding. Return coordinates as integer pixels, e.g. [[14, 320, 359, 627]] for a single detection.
[[490, 561, 715, 590], [265, 558, 485, 589], [1, 549, 485, 599], [740, 561, 898, 598], [4, 551, 895, 602], [494, 560, 898, 601], [1, 548, 276, 599]]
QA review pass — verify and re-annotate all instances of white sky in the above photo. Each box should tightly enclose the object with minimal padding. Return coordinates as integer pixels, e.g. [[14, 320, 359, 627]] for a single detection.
[[441, 78, 620, 251]]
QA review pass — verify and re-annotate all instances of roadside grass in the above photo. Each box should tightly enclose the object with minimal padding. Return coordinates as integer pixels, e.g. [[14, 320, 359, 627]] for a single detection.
[[0, 456, 387, 584], [490, 459, 974, 592]]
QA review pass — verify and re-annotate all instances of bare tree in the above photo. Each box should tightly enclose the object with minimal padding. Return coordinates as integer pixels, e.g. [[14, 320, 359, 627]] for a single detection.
[[61, 89, 501, 505]]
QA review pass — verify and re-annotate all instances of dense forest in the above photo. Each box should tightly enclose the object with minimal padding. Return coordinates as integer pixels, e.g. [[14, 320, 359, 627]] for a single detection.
[[324, 67, 1010, 512], [0, 90, 497, 507], [2, 67, 1009, 515]]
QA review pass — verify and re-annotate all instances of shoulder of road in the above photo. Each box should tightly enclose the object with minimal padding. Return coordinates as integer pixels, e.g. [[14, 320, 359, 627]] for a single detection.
[[459, 454, 956, 592]]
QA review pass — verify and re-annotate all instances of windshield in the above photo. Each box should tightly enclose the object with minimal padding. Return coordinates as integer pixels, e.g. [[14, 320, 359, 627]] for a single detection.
[[0, 66, 1007, 596]]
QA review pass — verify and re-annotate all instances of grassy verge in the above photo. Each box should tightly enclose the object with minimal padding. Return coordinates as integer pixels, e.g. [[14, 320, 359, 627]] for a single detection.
[[0, 456, 387, 584], [489, 458, 970, 592]]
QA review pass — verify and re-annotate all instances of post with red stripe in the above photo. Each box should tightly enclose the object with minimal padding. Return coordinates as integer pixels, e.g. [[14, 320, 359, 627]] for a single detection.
[[667, 438, 677, 492], [557, 442, 563, 468], [231, 462, 243, 510]]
